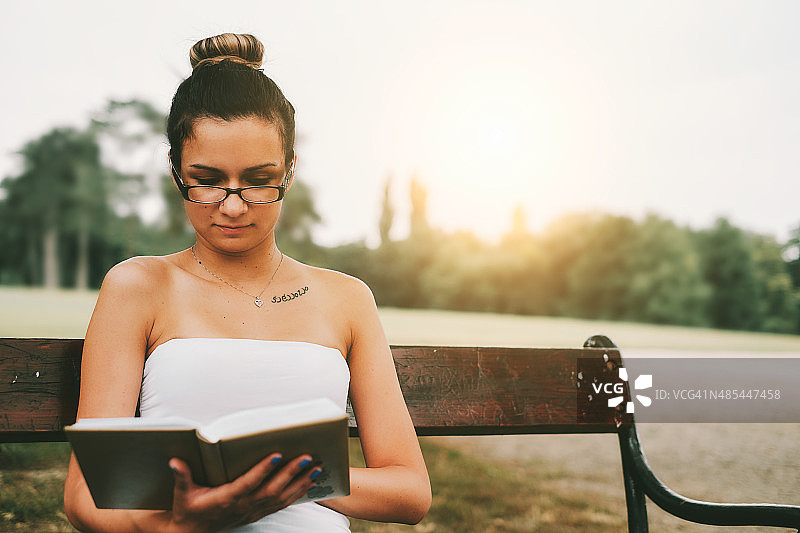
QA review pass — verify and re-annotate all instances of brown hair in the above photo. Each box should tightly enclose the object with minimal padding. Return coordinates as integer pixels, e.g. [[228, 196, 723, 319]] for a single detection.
[[167, 33, 295, 170], [189, 33, 264, 69]]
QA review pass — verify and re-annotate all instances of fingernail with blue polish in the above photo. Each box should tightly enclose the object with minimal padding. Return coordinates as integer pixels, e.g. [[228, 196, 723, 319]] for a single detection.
[[310, 468, 322, 481], [270, 455, 283, 465], [299, 458, 312, 469]]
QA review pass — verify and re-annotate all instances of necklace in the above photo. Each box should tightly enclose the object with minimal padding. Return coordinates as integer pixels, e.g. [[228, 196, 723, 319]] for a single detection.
[[191, 245, 283, 308]]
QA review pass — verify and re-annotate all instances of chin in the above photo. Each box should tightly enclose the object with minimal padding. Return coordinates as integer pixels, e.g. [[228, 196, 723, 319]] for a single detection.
[[208, 236, 271, 254], [215, 242, 257, 254]]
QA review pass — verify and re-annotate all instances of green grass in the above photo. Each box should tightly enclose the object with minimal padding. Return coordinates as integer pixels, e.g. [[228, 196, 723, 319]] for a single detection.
[[0, 443, 71, 471], [347, 439, 624, 533], [3, 286, 800, 351], [378, 307, 800, 351], [0, 287, 96, 338], [0, 443, 73, 531]]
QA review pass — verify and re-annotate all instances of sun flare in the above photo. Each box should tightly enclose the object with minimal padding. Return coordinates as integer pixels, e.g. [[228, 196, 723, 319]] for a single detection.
[[383, 36, 603, 242], [420, 64, 560, 239]]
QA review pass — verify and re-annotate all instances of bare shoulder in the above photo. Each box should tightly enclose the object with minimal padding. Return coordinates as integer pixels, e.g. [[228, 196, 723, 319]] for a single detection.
[[93, 255, 182, 326], [100, 255, 178, 294], [88, 255, 185, 351], [299, 262, 376, 307], [292, 261, 385, 356]]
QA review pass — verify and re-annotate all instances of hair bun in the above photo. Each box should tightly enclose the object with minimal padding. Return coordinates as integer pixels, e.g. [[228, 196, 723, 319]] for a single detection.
[[190, 33, 264, 69]]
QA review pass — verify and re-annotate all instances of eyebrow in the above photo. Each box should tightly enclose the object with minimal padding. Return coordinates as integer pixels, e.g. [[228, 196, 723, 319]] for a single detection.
[[188, 163, 279, 173]]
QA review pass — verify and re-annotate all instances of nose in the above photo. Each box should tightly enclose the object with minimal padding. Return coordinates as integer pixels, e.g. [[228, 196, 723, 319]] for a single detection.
[[218, 190, 249, 216]]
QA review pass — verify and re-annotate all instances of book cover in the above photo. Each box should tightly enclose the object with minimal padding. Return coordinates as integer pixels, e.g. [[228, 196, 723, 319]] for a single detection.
[[65, 398, 350, 510]]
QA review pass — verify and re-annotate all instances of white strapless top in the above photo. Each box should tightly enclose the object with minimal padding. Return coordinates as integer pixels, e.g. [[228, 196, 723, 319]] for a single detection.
[[139, 338, 351, 532]]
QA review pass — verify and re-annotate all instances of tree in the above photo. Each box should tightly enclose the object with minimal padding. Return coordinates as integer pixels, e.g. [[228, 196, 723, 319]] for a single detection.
[[694, 218, 762, 330], [497, 207, 550, 315], [537, 212, 602, 316], [1, 128, 110, 288], [276, 179, 323, 261], [0, 100, 159, 289], [547, 214, 710, 325], [90, 100, 162, 257], [418, 230, 497, 311], [623, 215, 709, 326], [362, 177, 440, 308], [785, 224, 800, 332], [560, 214, 640, 320], [378, 176, 394, 246], [751, 234, 799, 333], [409, 175, 431, 241]]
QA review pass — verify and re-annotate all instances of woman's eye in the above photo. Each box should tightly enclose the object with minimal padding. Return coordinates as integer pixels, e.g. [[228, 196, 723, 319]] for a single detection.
[[245, 176, 277, 186], [194, 177, 221, 186]]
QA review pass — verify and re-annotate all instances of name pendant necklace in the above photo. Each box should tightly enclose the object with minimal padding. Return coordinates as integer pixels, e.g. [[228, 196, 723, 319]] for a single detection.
[[191, 245, 283, 308]]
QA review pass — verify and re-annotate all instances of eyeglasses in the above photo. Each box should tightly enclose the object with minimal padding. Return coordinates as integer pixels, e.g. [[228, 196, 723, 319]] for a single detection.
[[170, 160, 292, 204]]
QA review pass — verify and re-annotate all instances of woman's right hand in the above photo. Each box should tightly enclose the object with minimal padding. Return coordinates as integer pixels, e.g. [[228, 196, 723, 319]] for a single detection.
[[167, 453, 322, 532]]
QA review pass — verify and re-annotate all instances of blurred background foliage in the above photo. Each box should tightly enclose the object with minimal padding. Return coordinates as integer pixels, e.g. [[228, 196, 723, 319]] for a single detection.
[[2, 99, 799, 334]]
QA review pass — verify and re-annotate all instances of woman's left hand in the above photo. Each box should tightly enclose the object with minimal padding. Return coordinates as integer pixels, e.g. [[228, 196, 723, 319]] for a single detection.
[[168, 453, 320, 532]]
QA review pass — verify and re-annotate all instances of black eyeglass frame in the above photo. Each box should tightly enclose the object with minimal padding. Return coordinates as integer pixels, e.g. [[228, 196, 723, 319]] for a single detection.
[[170, 160, 293, 204]]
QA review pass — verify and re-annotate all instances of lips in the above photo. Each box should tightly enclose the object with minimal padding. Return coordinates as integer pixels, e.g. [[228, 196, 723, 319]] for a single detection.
[[215, 224, 252, 234]]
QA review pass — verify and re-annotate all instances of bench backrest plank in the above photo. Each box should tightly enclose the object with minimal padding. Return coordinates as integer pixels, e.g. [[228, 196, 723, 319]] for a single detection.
[[391, 345, 624, 435], [2, 339, 83, 441], [1, 339, 626, 442]]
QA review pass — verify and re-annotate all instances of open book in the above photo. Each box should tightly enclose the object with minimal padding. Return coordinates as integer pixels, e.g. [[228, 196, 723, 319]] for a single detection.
[[65, 398, 350, 510]]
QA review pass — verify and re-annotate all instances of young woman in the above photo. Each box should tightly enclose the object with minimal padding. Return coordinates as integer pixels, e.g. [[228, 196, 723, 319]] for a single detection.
[[63, 33, 431, 532]]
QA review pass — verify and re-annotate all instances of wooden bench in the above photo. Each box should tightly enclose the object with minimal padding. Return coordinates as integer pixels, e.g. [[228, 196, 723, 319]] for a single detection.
[[2, 335, 799, 531]]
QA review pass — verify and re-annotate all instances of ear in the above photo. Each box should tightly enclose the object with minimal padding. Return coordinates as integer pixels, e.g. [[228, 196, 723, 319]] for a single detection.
[[168, 151, 183, 190], [168, 152, 191, 204], [283, 154, 297, 190]]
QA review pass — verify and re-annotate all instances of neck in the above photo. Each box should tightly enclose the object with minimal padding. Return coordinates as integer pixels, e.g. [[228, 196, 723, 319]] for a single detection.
[[191, 238, 283, 284]]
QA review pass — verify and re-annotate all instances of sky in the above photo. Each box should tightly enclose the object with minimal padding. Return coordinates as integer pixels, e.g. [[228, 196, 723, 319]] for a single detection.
[[2, 1, 799, 246]]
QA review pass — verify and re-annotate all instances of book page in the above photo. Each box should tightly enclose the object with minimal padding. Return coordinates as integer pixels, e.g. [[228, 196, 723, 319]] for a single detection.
[[199, 398, 343, 443], [69, 416, 199, 430]]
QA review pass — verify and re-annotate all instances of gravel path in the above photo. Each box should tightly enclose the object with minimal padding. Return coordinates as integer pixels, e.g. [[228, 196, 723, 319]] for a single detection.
[[433, 424, 800, 532]]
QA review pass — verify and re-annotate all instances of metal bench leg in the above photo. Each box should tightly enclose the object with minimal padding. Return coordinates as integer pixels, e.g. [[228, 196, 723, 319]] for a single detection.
[[619, 426, 649, 533], [585, 333, 800, 530], [619, 420, 800, 530], [584, 334, 649, 532]]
